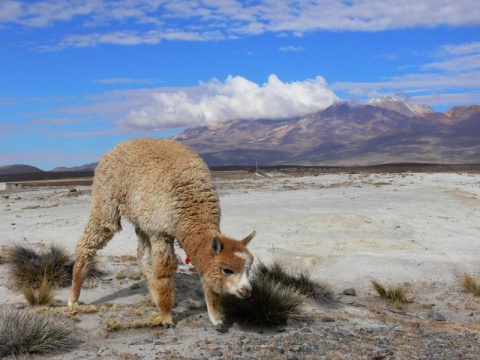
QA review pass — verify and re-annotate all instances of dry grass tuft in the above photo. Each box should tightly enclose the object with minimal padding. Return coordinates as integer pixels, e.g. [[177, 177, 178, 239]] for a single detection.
[[371, 279, 408, 309], [255, 259, 336, 304], [5, 244, 105, 305], [6, 244, 105, 290], [462, 272, 480, 296], [7, 244, 71, 289], [0, 307, 73, 357], [221, 275, 307, 327], [221, 259, 335, 327], [115, 270, 143, 280], [22, 276, 56, 306]]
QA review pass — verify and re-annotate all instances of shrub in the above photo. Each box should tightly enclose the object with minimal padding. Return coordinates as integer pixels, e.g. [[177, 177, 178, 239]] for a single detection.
[[0, 307, 73, 356]]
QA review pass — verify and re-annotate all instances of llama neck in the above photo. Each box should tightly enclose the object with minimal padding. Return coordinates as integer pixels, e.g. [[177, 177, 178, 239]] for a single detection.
[[176, 224, 217, 275]]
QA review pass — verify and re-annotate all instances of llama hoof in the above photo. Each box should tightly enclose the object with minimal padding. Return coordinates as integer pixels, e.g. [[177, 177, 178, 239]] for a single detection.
[[215, 323, 228, 333], [153, 315, 174, 328]]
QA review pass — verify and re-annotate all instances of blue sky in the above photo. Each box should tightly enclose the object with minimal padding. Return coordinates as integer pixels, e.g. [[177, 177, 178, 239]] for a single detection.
[[1, 0, 479, 170]]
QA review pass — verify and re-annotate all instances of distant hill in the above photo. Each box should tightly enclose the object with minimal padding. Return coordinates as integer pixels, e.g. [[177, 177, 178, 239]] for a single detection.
[[51, 163, 98, 172], [0, 164, 44, 175]]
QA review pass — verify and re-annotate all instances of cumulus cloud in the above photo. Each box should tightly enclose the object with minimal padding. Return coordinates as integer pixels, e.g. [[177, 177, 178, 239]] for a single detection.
[[118, 74, 339, 130]]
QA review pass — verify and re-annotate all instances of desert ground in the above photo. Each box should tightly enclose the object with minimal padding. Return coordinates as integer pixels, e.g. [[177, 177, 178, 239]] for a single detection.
[[1, 170, 480, 359]]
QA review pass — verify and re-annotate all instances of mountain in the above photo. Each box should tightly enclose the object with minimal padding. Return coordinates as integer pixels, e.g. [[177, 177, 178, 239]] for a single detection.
[[0, 164, 44, 175], [51, 163, 98, 172], [174, 98, 480, 166], [3, 98, 479, 174], [366, 97, 434, 117]]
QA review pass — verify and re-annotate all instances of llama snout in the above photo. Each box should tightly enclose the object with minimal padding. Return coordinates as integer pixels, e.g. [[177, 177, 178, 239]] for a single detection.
[[236, 282, 252, 298]]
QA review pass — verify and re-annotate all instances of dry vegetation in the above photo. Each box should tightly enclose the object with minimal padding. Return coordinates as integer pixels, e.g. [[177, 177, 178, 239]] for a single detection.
[[0, 307, 73, 357], [371, 279, 409, 309], [4, 244, 104, 306], [221, 259, 336, 327], [1, 170, 480, 358], [462, 272, 480, 296]]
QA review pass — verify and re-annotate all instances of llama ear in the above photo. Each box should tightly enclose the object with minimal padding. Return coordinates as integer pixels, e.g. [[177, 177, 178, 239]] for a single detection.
[[212, 236, 223, 256], [241, 230, 256, 246]]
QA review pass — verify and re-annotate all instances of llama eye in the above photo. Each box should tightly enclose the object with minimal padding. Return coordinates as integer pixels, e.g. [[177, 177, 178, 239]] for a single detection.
[[222, 268, 235, 276]]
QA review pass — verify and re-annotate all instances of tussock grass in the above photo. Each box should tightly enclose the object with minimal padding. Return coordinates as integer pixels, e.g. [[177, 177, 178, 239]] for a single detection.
[[5, 244, 105, 305], [0, 307, 73, 357], [22, 276, 56, 306], [6, 244, 105, 290], [462, 272, 480, 296], [221, 275, 307, 327], [255, 259, 336, 304], [221, 259, 335, 327], [371, 279, 408, 309]]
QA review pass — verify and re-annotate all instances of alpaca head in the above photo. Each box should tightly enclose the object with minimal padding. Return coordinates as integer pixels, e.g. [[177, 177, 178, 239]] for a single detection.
[[205, 230, 256, 298]]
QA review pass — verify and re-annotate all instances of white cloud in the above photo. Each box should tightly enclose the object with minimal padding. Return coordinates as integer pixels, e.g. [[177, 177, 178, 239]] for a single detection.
[[2, 1, 480, 49], [279, 45, 304, 52], [332, 41, 480, 107], [440, 42, 480, 55], [117, 74, 339, 130]]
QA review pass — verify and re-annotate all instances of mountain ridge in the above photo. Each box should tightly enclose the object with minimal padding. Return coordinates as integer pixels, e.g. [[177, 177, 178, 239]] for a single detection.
[[174, 98, 480, 166]]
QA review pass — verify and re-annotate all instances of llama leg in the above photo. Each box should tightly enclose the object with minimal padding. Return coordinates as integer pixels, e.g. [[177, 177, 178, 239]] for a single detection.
[[69, 211, 120, 306], [136, 227, 157, 304], [202, 280, 227, 333], [150, 235, 177, 326]]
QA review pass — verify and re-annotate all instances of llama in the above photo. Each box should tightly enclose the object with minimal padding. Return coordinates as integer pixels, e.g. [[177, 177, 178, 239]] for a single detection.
[[68, 138, 256, 332]]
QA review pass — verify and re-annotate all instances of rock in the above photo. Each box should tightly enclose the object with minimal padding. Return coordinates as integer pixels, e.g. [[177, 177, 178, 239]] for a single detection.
[[426, 310, 446, 321], [321, 316, 335, 323], [343, 288, 356, 296]]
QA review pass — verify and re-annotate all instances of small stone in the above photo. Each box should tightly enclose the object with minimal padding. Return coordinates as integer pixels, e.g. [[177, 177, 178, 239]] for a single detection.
[[211, 350, 223, 357], [342, 288, 356, 296], [426, 310, 446, 321], [300, 327, 312, 333], [321, 316, 335, 323]]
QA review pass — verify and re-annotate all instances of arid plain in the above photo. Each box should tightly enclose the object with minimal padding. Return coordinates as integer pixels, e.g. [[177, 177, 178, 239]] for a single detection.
[[1, 170, 479, 359]]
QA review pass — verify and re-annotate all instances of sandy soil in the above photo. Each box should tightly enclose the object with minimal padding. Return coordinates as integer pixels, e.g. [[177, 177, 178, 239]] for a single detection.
[[1, 171, 480, 359]]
